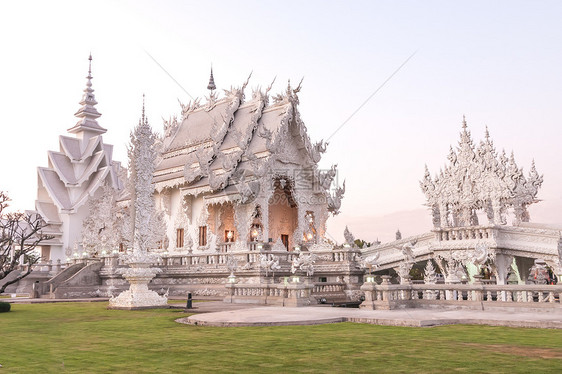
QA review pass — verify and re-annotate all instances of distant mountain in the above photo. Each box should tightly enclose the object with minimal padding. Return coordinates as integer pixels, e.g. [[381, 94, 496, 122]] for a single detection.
[[326, 208, 432, 244], [327, 199, 562, 245]]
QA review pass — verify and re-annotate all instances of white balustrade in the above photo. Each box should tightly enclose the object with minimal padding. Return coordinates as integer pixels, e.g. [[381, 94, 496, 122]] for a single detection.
[[361, 281, 562, 310], [436, 226, 493, 242]]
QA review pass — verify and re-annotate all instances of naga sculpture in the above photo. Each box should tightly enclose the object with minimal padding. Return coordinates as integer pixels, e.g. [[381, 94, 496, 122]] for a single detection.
[[328, 181, 346, 215], [343, 225, 355, 247]]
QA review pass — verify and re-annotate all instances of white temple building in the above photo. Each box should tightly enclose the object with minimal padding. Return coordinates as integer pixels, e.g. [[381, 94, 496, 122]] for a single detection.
[[14, 58, 360, 303], [34, 56, 124, 262], [6, 56, 561, 310], [152, 73, 343, 256]]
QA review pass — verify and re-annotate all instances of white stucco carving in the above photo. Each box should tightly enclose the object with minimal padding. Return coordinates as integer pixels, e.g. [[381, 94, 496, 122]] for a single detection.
[[109, 103, 167, 309], [421, 117, 543, 228], [423, 260, 437, 284]]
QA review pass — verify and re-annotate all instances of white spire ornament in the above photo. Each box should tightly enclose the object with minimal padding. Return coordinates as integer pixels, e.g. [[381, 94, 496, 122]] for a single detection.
[[67, 54, 107, 138], [109, 97, 168, 310]]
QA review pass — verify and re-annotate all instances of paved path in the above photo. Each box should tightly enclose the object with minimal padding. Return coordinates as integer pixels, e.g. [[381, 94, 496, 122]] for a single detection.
[[170, 300, 257, 313], [6, 297, 562, 329], [180, 304, 562, 329]]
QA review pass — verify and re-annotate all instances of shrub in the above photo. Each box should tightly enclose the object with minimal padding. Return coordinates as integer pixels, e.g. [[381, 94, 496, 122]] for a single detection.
[[0, 301, 11, 312]]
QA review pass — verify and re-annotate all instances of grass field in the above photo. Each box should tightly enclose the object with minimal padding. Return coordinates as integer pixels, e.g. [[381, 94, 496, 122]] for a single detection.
[[1, 302, 562, 373]]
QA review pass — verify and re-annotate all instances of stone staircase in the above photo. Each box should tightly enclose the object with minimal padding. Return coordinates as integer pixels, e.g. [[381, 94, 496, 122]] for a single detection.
[[38, 262, 86, 298]]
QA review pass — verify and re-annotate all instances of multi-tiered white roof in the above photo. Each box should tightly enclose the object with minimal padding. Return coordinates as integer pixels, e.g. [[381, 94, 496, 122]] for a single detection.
[[35, 56, 124, 248], [154, 78, 332, 204]]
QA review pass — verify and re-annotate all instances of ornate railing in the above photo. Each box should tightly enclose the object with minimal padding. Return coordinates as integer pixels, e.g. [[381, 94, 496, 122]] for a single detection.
[[313, 282, 346, 294], [96, 247, 360, 271], [434, 226, 494, 242], [361, 276, 562, 310], [287, 250, 358, 263], [218, 243, 233, 253], [31, 260, 67, 274], [224, 280, 315, 306]]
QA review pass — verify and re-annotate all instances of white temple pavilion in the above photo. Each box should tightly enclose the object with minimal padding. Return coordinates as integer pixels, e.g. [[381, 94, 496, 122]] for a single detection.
[[34, 55, 125, 263], [361, 118, 562, 285]]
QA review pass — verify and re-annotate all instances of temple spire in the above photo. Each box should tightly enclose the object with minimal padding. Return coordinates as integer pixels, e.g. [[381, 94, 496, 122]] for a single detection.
[[68, 54, 107, 136], [207, 66, 216, 91], [462, 115, 467, 129], [141, 94, 146, 124]]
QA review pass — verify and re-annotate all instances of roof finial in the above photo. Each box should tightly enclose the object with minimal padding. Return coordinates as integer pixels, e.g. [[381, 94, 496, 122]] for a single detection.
[[88, 53, 92, 77], [462, 114, 467, 129], [207, 66, 216, 91], [485, 125, 490, 139]]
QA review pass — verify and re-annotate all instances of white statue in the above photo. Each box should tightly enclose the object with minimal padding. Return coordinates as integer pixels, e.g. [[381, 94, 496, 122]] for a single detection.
[[343, 225, 355, 247], [471, 243, 489, 268], [359, 252, 380, 271], [291, 252, 317, 277], [226, 255, 238, 276], [401, 240, 417, 264], [396, 240, 417, 283], [259, 253, 281, 277]]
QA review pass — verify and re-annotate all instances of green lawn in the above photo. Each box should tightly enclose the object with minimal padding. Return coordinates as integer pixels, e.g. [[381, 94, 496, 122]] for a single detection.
[[1, 302, 562, 373]]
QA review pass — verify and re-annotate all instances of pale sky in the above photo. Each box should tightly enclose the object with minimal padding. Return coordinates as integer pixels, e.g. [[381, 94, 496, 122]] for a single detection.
[[1, 1, 561, 243]]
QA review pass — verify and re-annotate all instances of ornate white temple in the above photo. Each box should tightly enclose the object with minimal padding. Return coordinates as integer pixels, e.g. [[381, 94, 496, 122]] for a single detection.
[[14, 59, 360, 303], [6, 57, 562, 310], [152, 74, 343, 256]]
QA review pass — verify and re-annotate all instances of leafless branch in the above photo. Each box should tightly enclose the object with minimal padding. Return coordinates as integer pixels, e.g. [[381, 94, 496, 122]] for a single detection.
[[0, 191, 53, 293]]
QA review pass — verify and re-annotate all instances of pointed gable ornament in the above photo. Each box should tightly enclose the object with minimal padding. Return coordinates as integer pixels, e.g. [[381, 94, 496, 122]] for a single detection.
[[207, 67, 216, 91]]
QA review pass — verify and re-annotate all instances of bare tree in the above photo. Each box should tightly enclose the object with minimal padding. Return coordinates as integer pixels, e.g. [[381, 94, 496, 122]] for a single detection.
[[0, 191, 52, 294]]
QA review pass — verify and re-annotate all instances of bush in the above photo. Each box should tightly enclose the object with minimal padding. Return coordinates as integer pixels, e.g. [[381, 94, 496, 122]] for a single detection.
[[0, 301, 11, 312]]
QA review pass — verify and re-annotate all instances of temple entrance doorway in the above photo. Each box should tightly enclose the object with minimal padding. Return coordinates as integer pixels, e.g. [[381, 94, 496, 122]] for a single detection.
[[207, 202, 236, 252], [268, 178, 298, 250]]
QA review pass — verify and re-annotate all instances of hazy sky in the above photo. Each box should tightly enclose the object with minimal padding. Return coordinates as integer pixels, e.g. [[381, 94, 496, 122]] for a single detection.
[[1, 1, 561, 242]]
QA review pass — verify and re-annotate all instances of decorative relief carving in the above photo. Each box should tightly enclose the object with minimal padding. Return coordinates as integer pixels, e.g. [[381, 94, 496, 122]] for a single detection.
[[178, 98, 201, 121], [193, 288, 226, 297]]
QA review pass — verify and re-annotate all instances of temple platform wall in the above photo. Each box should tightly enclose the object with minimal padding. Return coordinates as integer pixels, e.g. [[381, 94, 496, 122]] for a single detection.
[[12, 248, 364, 303]]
